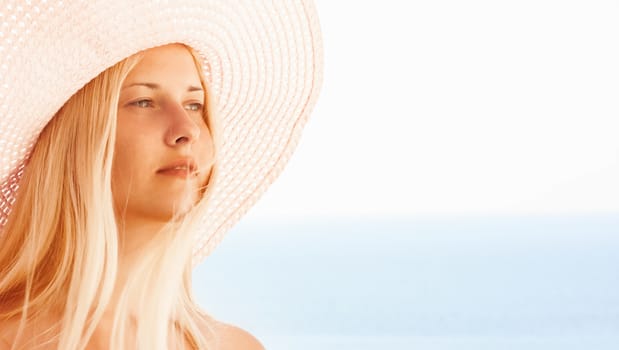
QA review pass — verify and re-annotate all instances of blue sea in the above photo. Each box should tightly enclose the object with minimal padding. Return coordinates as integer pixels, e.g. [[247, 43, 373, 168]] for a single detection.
[[192, 215, 619, 349]]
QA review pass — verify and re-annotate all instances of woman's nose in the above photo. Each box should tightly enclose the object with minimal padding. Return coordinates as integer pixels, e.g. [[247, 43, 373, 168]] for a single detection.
[[164, 102, 201, 146]]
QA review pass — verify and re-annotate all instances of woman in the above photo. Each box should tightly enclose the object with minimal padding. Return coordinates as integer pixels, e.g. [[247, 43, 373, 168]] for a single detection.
[[0, 1, 322, 349]]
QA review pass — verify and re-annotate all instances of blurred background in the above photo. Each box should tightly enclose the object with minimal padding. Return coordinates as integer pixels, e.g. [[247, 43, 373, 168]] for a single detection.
[[193, 1, 619, 349]]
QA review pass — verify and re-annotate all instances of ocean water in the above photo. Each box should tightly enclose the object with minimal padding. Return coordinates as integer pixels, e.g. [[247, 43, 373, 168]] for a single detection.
[[192, 215, 619, 349]]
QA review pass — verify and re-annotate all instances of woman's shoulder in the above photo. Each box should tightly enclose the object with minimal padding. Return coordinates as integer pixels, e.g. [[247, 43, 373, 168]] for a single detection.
[[0, 335, 10, 349], [0, 317, 32, 349], [1, 313, 265, 350], [0, 319, 18, 349], [210, 320, 265, 350]]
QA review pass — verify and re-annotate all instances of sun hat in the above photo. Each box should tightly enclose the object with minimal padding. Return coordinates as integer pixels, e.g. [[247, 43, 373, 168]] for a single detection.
[[0, 1, 323, 265]]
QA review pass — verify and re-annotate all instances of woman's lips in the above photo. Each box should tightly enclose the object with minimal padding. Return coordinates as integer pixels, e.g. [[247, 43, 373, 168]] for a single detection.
[[157, 158, 198, 178], [157, 168, 197, 178]]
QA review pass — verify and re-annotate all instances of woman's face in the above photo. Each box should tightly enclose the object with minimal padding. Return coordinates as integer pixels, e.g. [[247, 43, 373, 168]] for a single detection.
[[112, 44, 214, 224]]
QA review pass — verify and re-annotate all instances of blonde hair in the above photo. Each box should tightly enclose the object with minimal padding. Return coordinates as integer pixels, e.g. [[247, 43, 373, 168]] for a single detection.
[[0, 45, 220, 349]]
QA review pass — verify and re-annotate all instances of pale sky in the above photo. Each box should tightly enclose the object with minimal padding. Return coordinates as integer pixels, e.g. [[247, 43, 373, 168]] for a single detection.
[[244, 0, 619, 221]]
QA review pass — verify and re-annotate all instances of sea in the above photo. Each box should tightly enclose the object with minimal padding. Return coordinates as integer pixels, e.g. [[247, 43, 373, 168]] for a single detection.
[[192, 214, 619, 349]]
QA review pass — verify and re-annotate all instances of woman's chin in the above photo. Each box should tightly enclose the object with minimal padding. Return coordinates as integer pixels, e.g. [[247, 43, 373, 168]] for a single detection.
[[167, 195, 201, 220], [115, 196, 198, 225]]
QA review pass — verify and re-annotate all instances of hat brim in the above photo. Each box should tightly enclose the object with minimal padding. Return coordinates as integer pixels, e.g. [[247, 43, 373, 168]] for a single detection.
[[0, 0, 323, 264]]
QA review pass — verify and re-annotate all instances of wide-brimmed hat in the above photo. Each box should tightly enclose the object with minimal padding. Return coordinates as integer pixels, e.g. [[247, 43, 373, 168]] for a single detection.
[[0, 1, 323, 264]]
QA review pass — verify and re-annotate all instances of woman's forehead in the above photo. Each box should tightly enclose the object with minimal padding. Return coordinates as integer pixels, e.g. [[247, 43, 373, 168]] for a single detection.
[[123, 44, 203, 89]]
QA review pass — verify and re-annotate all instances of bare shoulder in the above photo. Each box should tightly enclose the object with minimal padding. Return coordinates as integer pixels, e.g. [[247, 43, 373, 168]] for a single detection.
[[0, 321, 16, 349], [212, 321, 265, 350], [0, 318, 16, 343], [0, 336, 10, 349], [0, 317, 57, 350]]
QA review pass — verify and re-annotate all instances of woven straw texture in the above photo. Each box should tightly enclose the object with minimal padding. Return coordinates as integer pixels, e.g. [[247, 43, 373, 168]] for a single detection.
[[0, 0, 323, 265]]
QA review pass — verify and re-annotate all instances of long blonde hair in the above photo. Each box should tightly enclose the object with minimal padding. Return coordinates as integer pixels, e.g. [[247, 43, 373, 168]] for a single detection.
[[0, 45, 219, 349]]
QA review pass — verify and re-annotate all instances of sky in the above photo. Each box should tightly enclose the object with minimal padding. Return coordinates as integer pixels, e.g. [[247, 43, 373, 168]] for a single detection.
[[243, 0, 619, 222], [195, 3, 619, 346]]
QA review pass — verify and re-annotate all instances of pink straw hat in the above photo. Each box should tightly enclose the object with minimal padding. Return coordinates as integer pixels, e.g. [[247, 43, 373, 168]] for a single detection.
[[0, 1, 323, 264]]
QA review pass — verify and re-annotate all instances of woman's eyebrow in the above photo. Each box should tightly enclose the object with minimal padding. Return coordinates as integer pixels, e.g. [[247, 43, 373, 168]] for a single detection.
[[121, 82, 203, 92]]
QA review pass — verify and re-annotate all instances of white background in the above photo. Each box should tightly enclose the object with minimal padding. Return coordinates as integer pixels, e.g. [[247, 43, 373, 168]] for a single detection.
[[243, 0, 619, 221], [195, 3, 619, 348]]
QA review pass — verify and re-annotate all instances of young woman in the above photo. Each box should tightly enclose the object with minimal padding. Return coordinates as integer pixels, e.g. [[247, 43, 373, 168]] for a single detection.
[[0, 1, 322, 349]]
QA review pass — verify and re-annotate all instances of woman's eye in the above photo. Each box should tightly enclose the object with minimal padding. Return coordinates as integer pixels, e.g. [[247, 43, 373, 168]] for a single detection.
[[131, 99, 153, 108], [185, 103, 203, 112]]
